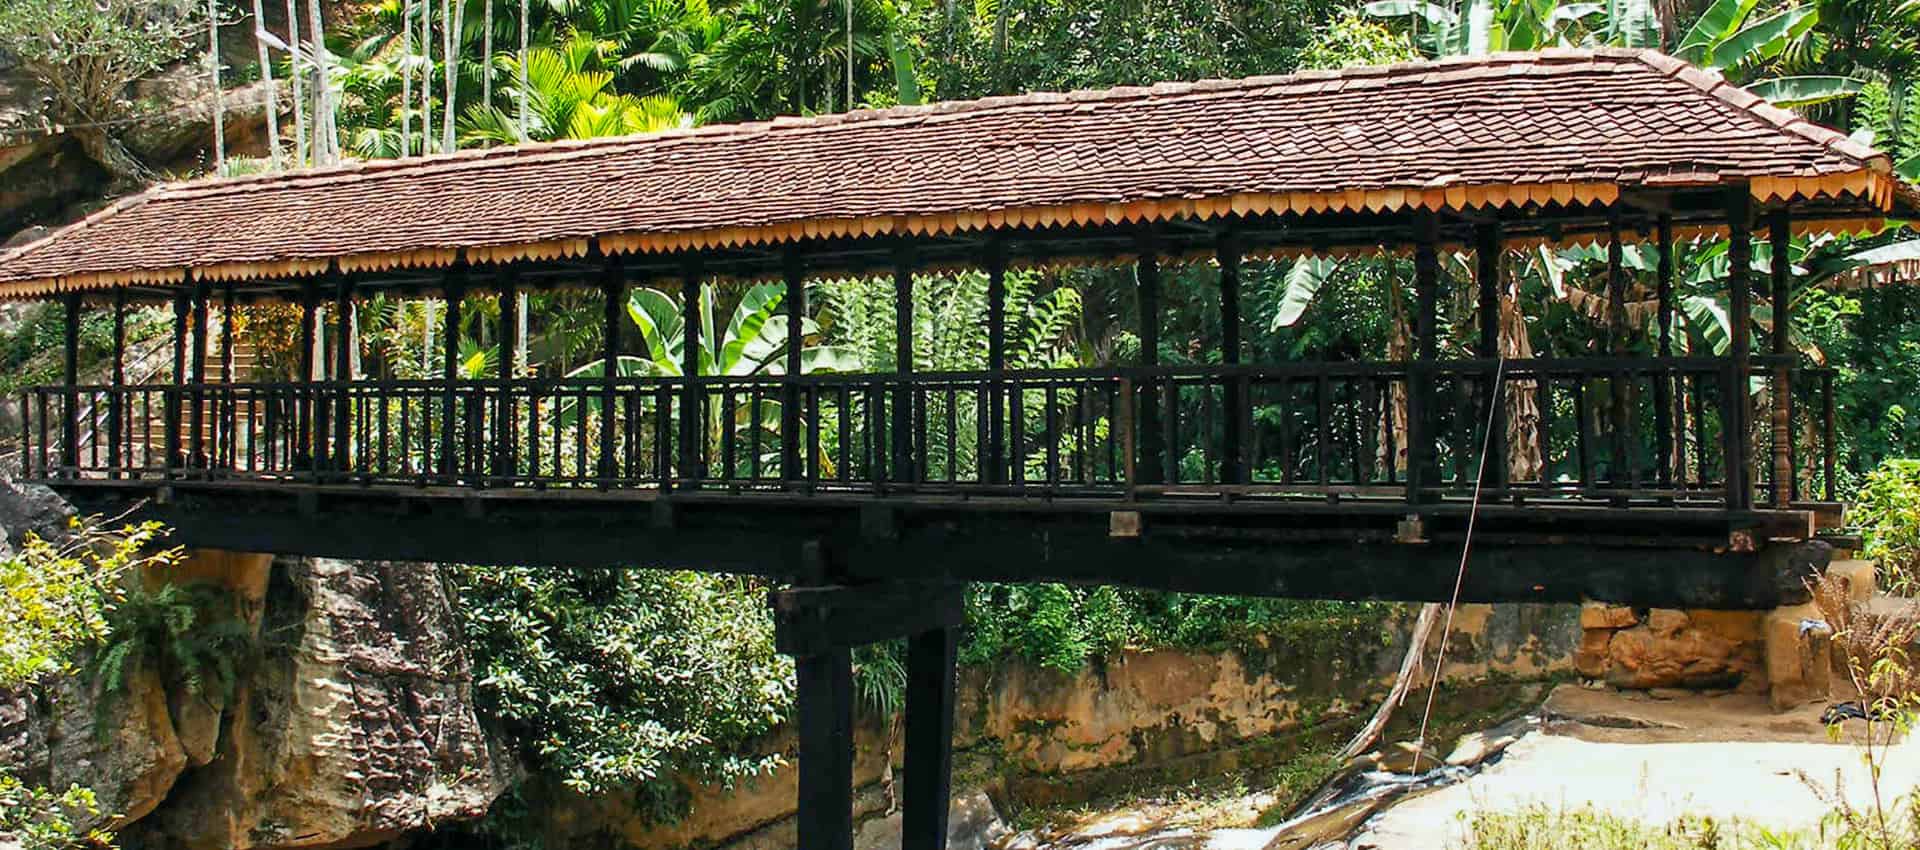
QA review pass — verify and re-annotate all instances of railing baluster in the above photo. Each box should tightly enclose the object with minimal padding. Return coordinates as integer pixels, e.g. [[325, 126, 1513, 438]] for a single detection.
[[1045, 383, 1060, 488], [1316, 374, 1333, 485], [1574, 376, 1592, 493], [1536, 375, 1553, 489], [1161, 379, 1178, 485], [1823, 370, 1836, 502]]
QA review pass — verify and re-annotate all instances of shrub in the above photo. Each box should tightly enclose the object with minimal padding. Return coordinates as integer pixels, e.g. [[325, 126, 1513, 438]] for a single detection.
[[0, 774, 111, 850], [0, 518, 178, 688], [1853, 459, 1920, 593], [89, 582, 254, 703]]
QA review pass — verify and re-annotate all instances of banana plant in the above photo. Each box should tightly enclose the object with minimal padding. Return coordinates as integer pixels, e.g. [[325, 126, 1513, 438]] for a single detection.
[[1679, 0, 1863, 107]]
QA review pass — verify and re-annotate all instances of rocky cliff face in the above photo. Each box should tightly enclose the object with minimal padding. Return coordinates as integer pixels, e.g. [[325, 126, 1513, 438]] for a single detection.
[[0, 479, 515, 850]]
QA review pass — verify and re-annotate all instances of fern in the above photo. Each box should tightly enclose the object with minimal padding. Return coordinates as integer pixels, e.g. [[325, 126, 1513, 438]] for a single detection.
[[89, 582, 254, 707]]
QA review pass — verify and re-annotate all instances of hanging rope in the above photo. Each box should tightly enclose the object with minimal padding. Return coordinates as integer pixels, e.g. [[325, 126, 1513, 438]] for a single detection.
[[1415, 353, 1507, 754]]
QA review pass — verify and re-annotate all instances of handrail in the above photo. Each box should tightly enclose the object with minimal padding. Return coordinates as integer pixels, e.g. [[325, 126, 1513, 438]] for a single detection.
[[18, 356, 1839, 507]]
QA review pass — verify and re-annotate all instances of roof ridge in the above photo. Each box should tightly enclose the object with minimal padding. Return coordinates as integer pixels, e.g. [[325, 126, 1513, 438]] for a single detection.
[[137, 49, 1665, 201], [1632, 50, 1890, 172]]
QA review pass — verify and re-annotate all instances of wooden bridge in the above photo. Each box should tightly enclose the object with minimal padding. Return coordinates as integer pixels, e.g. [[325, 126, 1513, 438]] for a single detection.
[[0, 49, 1908, 850]]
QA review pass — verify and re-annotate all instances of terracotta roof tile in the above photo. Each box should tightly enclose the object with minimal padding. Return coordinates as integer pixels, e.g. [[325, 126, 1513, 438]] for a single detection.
[[0, 49, 1900, 292]]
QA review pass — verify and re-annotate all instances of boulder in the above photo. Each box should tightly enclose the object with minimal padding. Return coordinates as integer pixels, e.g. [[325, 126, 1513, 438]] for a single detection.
[[1603, 621, 1759, 691], [852, 790, 1007, 850], [1764, 602, 1833, 712], [1580, 604, 1637, 630]]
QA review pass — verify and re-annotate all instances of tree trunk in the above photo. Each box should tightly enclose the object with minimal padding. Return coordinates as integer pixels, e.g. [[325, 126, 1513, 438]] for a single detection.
[[306, 0, 335, 163], [251, 0, 282, 168], [71, 126, 154, 189], [442, 0, 459, 152], [285, 0, 307, 165], [517, 0, 529, 140], [481, 0, 493, 108], [401, 0, 413, 156], [208, 0, 225, 174], [1338, 603, 1442, 762]]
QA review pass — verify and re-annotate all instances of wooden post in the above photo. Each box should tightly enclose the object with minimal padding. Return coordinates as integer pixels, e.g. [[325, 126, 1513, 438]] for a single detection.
[[1475, 222, 1506, 490], [168, 288, 189, 472], [1769, 209, 1793, 507], [1606, 208, 1629, 487], [295, 276, 318, 469], [903, 625, 960, 850], [441, 264, 466, 479], [795, 647, 855, 850], [783, 249, 806, 484], [189, 275, 210, 469], [1136, 232, 1162, 487], [679, 258, 703, 481], [1218, 231, 1243, 485], [220, 281, 236, 468], [60, 291, 80, 473], [107, 287, 126, 477], [1409, 212, 1440, 502], [600, 255, 625, 481], [1655, 213, 1674, 487], [985, 238, 1006, 485], [332, 270, 354, 474], [893, 243, 916, 486], [496, 268, 520, 480], [1725, 189, 1753, 510]]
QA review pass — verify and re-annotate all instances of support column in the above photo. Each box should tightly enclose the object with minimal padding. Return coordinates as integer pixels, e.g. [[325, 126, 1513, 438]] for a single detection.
[[60, 291, 80, 473], [795, 648, 855, 850], [107, 287, 126, 477], [903, 626, 960, 850], [783, 249, 806, 484], [1769, 209, 1793, 506], [893, 243, 916, 486], [679, 258, 703, 481], [1655, 213, 1675, 488], [220, 281, 236, 469], [984, 238, 1007, 485], [1606, 208, 1629, 488], [295, 277, 318, 469], [440, 264, 467, 479], [600, 256, 625, 481], [1725, 189, 1754, 510], [1474, 222, 1506, 490], [1217, 231, 1244, 485], [332, 270, 355, 474], [189, 275, 210, 469], [1136, 232, 1162, 486], [167, 288, 190, 472], [1408, 212, 1441, 502], [496, 269, 521, 480]]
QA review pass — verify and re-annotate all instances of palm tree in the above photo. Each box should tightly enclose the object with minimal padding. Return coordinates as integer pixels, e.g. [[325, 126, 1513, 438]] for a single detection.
[[460, 37, 690, 143]]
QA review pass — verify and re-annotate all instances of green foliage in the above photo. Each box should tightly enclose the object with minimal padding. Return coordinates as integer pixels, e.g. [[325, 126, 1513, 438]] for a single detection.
[[959, 584, 1394, 672], [0, 302, 168, 396], [0, 519, 178, 688], [1852, 459, 1920, 591], [1455, 805, 1820, 849], [0, 0, 201, 149], [0, 773, 112, 850], [454, 565, 793, 810], [1298, 14, 1420, 70], [89, 582, 254, 703]]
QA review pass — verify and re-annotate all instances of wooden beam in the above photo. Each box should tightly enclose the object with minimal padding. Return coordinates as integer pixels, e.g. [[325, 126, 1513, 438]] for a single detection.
[[771, 581, 967, 657], [1770, 209, 1793, 507], [1136, 231, 1162, 486], [1218, 230, 1244, 485], [295, 276, 317, 469], [496, 268, 520, 480], [903, 625, 960, 850], [332, 270, 354, 473], [795, 647, 854, 850], [1475, 223, 1505, 490], [1725, 189, 1753, 510], [1607, 208, 1628, 488], [783, 248, 805, 483], [1409, 212, 1440, 502]]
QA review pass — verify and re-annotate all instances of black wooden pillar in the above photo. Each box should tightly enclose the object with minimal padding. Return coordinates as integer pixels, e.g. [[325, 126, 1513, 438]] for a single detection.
[[782, 249, 806, 484], [59, 291, 81, 473], [903, 625, 960, 850], [331, 270, 355, 473], [1217, 231, 1244, 485], [1605, 208, 1629, 487], [167, 288, 190, 471], [599, 256, 625, 481], [679, 258, 703, 480], [1474, 222, 1506, 490], [188, 274, 211, 469], [107, 287, 126, 477], [1655, 213, 1675, 487], [295, 277, 319, 469], [440, 264, 467, 479], [1724, 189, 1754, 510], [495, 269, 521, 480], [984, 238, 1007, 485], [893, 243, 916, 485], [1136, 232, 1163, 486], [1769, 209, 1793, 506], [219, 281, 236, 469], [795, 647, 855, 850], [1408, 212, 1441, 502]]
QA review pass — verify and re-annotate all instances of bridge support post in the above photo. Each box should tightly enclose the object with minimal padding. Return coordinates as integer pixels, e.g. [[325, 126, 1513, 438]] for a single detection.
[[1655, 214, 1675, 488], [221, 281, 236, 470], [783, 249, 806, 486], [496, 269, 521, 482], [893, 243, 917, 487], [773, 580, 966, 850], [1217, 231, 1243, 485], [332, 270, 355, 477], [60, 291, 80, 475], [1135, 232, 1161, 487], [1769, 209, 1793, 507], [679, 258, 703, 481], [296, 276, 318, 472], [108, 287, 126, 478], [189, 274, 210, 471], [1725, 189, 1754, 510], [1408, 212, 1441, 503], [1606, 208, 1629, 491], [1474, 222, 1505, 492], [984, 239, 1006, 486], [440, 264, 466, 480], [599, 255, 625, 482]]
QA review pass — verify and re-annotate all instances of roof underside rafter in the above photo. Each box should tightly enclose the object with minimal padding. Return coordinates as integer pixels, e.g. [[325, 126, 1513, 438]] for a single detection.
[[0, 47, 1911, 301]]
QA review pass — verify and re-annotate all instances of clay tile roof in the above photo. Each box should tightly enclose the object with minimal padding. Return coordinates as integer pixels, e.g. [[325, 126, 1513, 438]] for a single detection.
[[0, 48, 1906, 296]]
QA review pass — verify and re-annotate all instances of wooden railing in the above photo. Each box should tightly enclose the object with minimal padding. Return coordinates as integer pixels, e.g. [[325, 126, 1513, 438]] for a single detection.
[[19, 357, 1838, 507]]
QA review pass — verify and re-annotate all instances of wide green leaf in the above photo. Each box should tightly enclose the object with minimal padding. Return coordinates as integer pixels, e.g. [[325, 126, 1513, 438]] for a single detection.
[[1272, 257, 1341, 329], [889, 31, 920, 106], [1705, 6, 1816, 71], [1745, 76, 1864, 107], [1677, 0, 1759, 58]]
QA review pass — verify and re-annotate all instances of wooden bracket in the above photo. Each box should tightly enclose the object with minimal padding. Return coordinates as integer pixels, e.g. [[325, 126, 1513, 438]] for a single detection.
[[772, 581, 966, 658], [1395, 513, 1427, 544], [1109, 511, 1142, 539]]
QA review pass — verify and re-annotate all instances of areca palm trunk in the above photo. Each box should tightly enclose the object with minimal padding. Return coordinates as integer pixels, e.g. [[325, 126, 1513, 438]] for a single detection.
[[285, 0, 306, 165], [208, 0, 225, 174], [306, 0, 335, 163], [481, 0, 492, 108], [442, 0, 460, 152], [251, 0, 282, 168], [422, 0, 434, 153], [401, 0, 412, 156], [517, 0, 528, 140]]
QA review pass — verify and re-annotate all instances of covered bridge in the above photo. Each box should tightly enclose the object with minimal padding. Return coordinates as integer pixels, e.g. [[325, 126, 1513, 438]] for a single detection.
[[0, 48, 1910, 850]]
